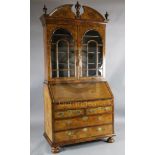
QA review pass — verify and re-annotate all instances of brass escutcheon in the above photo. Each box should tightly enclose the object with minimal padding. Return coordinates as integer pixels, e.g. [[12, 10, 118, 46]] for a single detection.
[[58, 112, 64, 117], [97, 127, 103, 131]]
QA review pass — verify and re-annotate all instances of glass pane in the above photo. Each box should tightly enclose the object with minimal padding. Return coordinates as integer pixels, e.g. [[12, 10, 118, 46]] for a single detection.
[[52, 28, 73, 44], [70, 70, 75, 77], [88, 70, 96, 76], [88, 64, 96, 69], [52, 71, 57, 78], [69, 48, 75, 65], [82, 70, 87, 77], [51, 44, 56, 69], [88, 53, 96, 64], [51, 28, 75, 78], [83, 30, 102, 44], [59, 63, 68, 69], [59, 71, 68, 77], [82, 30, 103, 77]]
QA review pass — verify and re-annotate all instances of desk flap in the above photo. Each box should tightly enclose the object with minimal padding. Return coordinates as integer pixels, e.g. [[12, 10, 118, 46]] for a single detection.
[[49, 82, 113, 103]]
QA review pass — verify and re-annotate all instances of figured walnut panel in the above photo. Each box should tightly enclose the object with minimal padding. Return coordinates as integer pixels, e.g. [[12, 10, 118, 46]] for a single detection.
[[54, 113, 112, 131], [48, 4, 105, 22], [81, 6, 105, 21], [49, 4, 75, 19], [46, 24, 77, 45], [44, 84, 53, 141], [50, 82, 113, 103], [55, 124, 113, 143]]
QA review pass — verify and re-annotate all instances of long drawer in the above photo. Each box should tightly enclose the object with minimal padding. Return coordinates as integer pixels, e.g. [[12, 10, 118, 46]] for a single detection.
[[54, 106, 113, 119], [55, 99, 112, 110], [55, 124, 113, 143], [54, 113, 112, 131]]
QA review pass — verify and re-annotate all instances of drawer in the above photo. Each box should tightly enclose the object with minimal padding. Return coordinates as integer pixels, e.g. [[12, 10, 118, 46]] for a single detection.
[[55, 124, 113, 143], [86, 106, 112, 115], [55, 100, 112, 110], [54, 109, 84, 119], [54, 113, 112, 131]]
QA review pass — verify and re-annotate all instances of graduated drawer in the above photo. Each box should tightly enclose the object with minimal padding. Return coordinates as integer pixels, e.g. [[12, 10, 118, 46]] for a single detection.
[[54, 113, 112, 131], [55, 100, 112, 110], [55, 124, 113, 143], [54, 109, 84, 119], [86, 106, 112, 115]]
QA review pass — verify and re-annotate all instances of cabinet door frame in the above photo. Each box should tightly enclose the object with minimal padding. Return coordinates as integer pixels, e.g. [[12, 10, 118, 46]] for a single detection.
[[78, 23, 106, 81], [46, 24, 78, 81]]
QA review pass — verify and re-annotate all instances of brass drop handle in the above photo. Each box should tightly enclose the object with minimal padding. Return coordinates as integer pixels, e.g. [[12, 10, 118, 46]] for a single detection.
[[66, 131, 73, 136], [58, 112, 64, 117], [97, 127, 104, 131], [105, 107, 111, 111], [83, 128, 88, 132], [98, 116, 103, 120]]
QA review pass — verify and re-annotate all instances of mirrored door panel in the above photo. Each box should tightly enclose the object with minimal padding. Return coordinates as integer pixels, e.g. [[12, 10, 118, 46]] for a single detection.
[[82, 30, 103, 77], [51, 28, 75, 78]]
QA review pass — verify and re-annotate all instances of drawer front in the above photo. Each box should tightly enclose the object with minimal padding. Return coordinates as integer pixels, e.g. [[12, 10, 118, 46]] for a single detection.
[[55, 124, 113, 143], [86, 106, 112, 115], [55, 100, 112, 110], [55, 113, 112, 131], [55, 109, 84, 119]]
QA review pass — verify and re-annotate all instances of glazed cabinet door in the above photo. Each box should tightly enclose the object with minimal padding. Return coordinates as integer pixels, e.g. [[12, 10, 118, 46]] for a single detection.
[[47, 24, 77, 79], [78, 24, 106, 79]]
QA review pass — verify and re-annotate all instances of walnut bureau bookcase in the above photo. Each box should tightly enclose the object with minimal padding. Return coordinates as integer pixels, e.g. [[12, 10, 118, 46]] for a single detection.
[[40, 1, 115, 153]]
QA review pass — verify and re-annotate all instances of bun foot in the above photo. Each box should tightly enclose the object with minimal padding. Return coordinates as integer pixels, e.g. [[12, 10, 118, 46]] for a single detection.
[[107, 137, 115, 143], [51, 146, 61, 153]]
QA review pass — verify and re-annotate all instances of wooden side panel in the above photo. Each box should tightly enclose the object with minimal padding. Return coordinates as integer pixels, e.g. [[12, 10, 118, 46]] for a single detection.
[[44, 84, 53, 141]]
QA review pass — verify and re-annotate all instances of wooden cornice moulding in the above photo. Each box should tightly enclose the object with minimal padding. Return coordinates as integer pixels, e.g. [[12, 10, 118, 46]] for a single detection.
[[40, 2, 109, 26]]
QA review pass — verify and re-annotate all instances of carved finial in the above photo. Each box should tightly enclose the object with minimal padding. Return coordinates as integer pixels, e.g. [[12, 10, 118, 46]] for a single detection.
[[75, 1, 81, 18], [43, 4, 47, 14], [105, 11, 109, 22]]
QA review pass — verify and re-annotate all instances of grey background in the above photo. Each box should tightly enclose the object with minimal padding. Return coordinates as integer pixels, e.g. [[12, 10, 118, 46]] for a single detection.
[[30, 0, 125, 154]]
